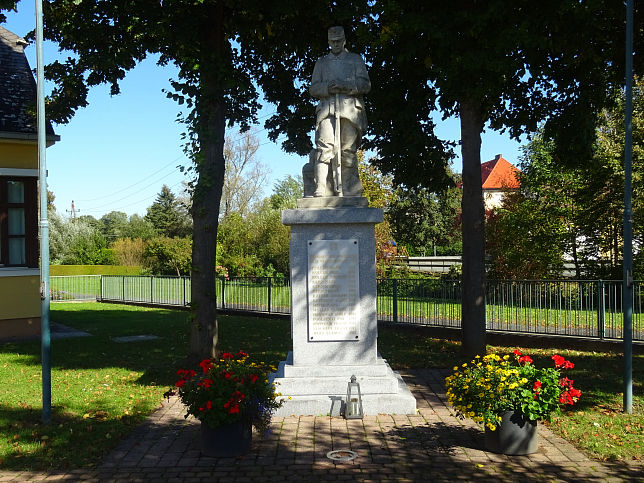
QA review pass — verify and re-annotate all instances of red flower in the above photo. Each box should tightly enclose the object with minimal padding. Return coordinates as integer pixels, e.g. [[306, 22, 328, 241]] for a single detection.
[[199, 378, 214, 389], [533, 380, 542, 390], [220, 370, 232, 380], [513, 349, 522, 356], [563, 360, 575, 369], [236, 351, 248, 358], [249, 374, 259, 383], [519, 355, 533, 365], [221, 352, 234, 359], [568, 387, 581, 399], [175, 379, 186, 388], [559, 391, 574, 405], [559, 377, 574, 388], [552, 355, 565, 367], [199, 359, 213, 374]]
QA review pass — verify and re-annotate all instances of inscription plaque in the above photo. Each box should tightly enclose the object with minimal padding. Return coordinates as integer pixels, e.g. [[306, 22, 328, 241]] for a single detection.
[[307, 239, 360, 341]]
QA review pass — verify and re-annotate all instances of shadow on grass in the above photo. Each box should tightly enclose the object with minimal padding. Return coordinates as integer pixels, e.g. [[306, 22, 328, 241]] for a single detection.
[[1, 305, 292, 387], [0, 400, 155, 471]]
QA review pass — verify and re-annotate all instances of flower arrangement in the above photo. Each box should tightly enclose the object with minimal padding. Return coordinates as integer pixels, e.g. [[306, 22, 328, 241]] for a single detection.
[[166, 351, 282, 432], [445, 350, 581, 431]]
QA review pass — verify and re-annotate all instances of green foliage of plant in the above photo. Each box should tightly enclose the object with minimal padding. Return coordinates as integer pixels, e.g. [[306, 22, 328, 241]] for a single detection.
[[50, 265, 142, 276], [445, 351, 580, 430], [217, 194, 290, 277], [49, 212, 114, 266], [486, 190, 568, 279], [142, 236, 192, 276], [170, 351, 282, 433], [387, 175, 462, 257], [111, 238, 146, 267], [269, 175, 303, 210]]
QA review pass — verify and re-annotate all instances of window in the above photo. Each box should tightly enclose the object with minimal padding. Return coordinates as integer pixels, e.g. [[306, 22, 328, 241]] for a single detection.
[[0, 177, 37, 267]]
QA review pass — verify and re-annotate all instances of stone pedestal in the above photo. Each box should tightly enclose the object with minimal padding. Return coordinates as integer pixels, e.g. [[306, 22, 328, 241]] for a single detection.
[[269, 206, 416, 416]]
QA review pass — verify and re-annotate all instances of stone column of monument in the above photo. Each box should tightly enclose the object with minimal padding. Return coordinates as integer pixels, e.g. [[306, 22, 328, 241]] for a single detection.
[[269, 27, 416, 417]]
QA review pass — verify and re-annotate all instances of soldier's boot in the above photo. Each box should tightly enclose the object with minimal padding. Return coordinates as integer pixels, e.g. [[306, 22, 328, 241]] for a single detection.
[[314, 162, 330, 197]]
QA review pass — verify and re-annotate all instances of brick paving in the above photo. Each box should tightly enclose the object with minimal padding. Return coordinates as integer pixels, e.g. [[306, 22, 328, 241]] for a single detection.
[[1, 369, 642, 482]]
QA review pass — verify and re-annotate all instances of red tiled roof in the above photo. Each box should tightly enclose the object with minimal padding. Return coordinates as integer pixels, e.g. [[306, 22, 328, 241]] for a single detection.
[[481, 154, 520, 189]]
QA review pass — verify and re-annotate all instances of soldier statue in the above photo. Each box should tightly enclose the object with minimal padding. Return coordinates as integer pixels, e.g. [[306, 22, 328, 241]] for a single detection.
[[305, 26, 371, 198]]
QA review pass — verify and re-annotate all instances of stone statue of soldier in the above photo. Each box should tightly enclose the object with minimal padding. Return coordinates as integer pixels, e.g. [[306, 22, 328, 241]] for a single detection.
[[307, 26, 371, 198]]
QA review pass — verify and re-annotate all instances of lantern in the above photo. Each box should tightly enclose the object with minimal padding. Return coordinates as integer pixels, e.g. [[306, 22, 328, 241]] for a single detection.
[[345, 375, 364, 419]]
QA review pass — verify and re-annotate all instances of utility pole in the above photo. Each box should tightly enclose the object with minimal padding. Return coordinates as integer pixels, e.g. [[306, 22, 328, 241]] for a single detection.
[[66, 200, 80, 219]]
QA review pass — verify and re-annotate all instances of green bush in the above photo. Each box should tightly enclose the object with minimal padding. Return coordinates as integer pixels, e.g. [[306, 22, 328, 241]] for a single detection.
[[50, 265, 143, 276]]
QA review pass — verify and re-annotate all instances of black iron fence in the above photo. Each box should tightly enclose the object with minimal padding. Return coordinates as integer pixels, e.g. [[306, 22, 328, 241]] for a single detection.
[[51, 275, 643, 342]]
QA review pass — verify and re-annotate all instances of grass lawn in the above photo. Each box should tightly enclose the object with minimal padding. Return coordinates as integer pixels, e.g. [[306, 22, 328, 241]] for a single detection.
[[0, 302, 641, 470]]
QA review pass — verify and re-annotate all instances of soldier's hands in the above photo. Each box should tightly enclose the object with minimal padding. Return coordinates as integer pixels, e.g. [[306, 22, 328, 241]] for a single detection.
[[328, 80, 349, 94]]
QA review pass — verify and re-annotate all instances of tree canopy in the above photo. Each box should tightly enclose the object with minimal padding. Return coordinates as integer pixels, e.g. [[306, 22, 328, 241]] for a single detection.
[[362, 0, 633, 356]]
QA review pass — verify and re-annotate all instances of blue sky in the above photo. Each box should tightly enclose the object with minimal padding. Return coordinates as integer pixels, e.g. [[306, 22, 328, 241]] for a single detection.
[[4, 5, 524, 219]]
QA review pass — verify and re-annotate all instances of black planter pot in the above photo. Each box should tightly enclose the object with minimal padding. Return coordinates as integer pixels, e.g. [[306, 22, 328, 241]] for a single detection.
[[200, 420, 252, 457], [484, 410, 538, 455]]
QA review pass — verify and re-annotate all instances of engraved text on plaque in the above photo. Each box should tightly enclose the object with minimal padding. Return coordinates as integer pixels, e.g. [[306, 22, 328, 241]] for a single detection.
[[307, 239, 360, 341]]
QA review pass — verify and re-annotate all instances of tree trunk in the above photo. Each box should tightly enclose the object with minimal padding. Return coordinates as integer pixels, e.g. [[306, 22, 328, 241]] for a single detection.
[[459, 99, 486, 358], [189, 15, 227, 361]]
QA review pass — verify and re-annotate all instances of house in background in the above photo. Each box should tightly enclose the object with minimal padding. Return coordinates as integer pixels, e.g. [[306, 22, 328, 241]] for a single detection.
[[481, 154, 520, 211], [1, 26, 59, 339]]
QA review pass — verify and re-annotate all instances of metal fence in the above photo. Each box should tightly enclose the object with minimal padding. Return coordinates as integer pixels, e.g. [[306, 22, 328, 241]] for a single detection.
[[50, 275, 101, 301], [379, 279, 643, 341], [98, 275, 291, 314], [50, 275, 643, 342]]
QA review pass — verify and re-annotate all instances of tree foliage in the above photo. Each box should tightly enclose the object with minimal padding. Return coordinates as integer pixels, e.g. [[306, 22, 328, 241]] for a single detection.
[[269, 175, 303, 210], [387, 177, 462, 257], [49, 211, 114, 265], [145, 185, 192, 238], [143, 236, 192, 277], [111, 237, 146, 267]]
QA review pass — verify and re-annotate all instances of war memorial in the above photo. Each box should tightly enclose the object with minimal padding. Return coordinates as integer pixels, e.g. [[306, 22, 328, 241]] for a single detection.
[[270, 26, 416, 417]]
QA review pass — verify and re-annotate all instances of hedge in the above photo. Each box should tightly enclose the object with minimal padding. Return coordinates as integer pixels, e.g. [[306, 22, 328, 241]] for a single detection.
[[50, 265, 143, 276]]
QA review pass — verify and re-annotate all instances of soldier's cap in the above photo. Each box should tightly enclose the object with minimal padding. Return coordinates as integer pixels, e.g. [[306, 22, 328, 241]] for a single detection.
[[328, 26, 345, 40]]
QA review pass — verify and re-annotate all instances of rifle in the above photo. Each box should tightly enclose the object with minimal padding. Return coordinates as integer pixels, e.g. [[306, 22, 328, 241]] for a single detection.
[[334, 93, 343, 196]]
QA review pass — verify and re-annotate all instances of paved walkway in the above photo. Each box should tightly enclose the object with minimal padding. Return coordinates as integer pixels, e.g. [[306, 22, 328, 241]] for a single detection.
[[1, 369, 641, 482]]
